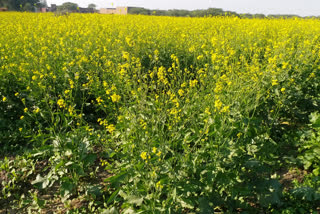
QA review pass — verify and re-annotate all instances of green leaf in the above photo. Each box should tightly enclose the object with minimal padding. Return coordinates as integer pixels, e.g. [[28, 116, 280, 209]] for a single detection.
[[86, 185, 101, 197], [310, 112, 320, 127], [291, 187, 316, 201], [105, 171, 128, 186], [31, 174, 49, 189], [172, 187, 176, 201], [31, 174, 45, 185], [101, 207, 119, 214], [107, 189, 120, 205], [127, 195, 144, 206], [178, 197, 194, 209], [199, 197, 213, 214], [36, 198, 46, 207], [122, 208, 135, 214], [83, 153, 97, 167], [60, 178, 75, 197]]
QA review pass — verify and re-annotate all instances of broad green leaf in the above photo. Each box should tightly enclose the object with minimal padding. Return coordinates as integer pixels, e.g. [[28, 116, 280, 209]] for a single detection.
[[127, 195, 144, 206], [107, 189, 120, 205]]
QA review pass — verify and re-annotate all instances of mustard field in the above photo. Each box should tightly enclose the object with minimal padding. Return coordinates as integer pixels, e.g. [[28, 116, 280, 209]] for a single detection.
[[1, 12, 320, 213]]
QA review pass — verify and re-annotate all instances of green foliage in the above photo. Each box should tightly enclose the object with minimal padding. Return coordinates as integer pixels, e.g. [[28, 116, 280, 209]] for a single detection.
[[128, 7, 301, 19], [0, 0, 40, 11], [129, 7, 234, 17], [57, 2, 78, 13], [88, 3, 96, 9], [299, 113, 320, 176]]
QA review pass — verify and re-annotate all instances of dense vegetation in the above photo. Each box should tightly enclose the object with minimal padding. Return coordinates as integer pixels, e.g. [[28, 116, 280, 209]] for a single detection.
[[0, 0, 46, 11], [128, 7, 297, 19], [1, 13, 320, 213]]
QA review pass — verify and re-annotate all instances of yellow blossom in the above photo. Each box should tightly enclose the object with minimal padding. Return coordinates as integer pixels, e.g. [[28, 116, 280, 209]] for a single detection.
[[33, 108, 40, 113], [140, 152, 148, 160], [189, 79, 198, 88], [156, 181, 163, 189], [152, 147, 157, 153], [178, 89, 184, 96], [156, 151, 161, 157], [220, 106, 230, 113], [197, 55, 204, 60], [96, 96, 103, 104], [205, 107, 211, 115], [107, 124, 115, 133], [57, 99, 66, 108], [122, 51, 130, 60], [111, 93, 121, 103], [214, 99, 222, 110]]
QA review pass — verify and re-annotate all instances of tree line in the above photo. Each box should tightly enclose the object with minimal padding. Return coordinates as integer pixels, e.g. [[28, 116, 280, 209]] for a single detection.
[[0, 0, 96, 12], [0, 0, 47, 11], [0, 0, 314, 19], [128, 7, 304, 19]]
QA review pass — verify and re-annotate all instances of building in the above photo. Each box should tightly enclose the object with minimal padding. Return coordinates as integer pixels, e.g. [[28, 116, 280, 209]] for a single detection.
[[40, 4, 94, 13], [100, 7, 133, 15], [99, 8, 116, 14], [78, 7, 94, 13], [46, 4, 57, 12], [0, 7, 8, 11]]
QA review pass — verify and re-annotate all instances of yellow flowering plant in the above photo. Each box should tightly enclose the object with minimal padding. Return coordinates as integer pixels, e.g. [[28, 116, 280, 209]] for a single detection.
[[0, 12, 320, 213]]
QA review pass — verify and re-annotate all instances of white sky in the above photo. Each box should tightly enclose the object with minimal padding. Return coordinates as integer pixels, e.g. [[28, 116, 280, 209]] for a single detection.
[[46, 0, 320, 16]]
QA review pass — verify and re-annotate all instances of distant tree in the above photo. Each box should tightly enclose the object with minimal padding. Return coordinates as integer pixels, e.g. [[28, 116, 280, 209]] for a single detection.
[[39, 0, 47, 8], [129, 7, 151, 15], [23, 2, 33, 11], [254, 14, 266, 19], [206, 8, 224, 16], [0, 0, 40, 11], [241, 13, 254, 19], [127, 6, 307, 19], [58, 2, 78, 12], [88, 3, 96, 9]]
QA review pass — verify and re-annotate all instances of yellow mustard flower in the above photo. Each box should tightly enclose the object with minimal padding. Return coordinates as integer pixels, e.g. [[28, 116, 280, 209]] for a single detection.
[[140, 152, 148, 160], [33, 108, 40, 113], [111, 93, 121, 103], [57, 99, 66, 108], [205, 107, 211, 115], [107, 124, 115, 133], [152, 147, 157, 153], [96, 96, 103, 104], [156, 181, 163, 189], [178, 89, 184, 96]]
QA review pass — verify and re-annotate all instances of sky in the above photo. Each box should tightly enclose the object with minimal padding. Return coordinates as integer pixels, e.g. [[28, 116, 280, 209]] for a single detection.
[[45, 0, 320, 16]]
